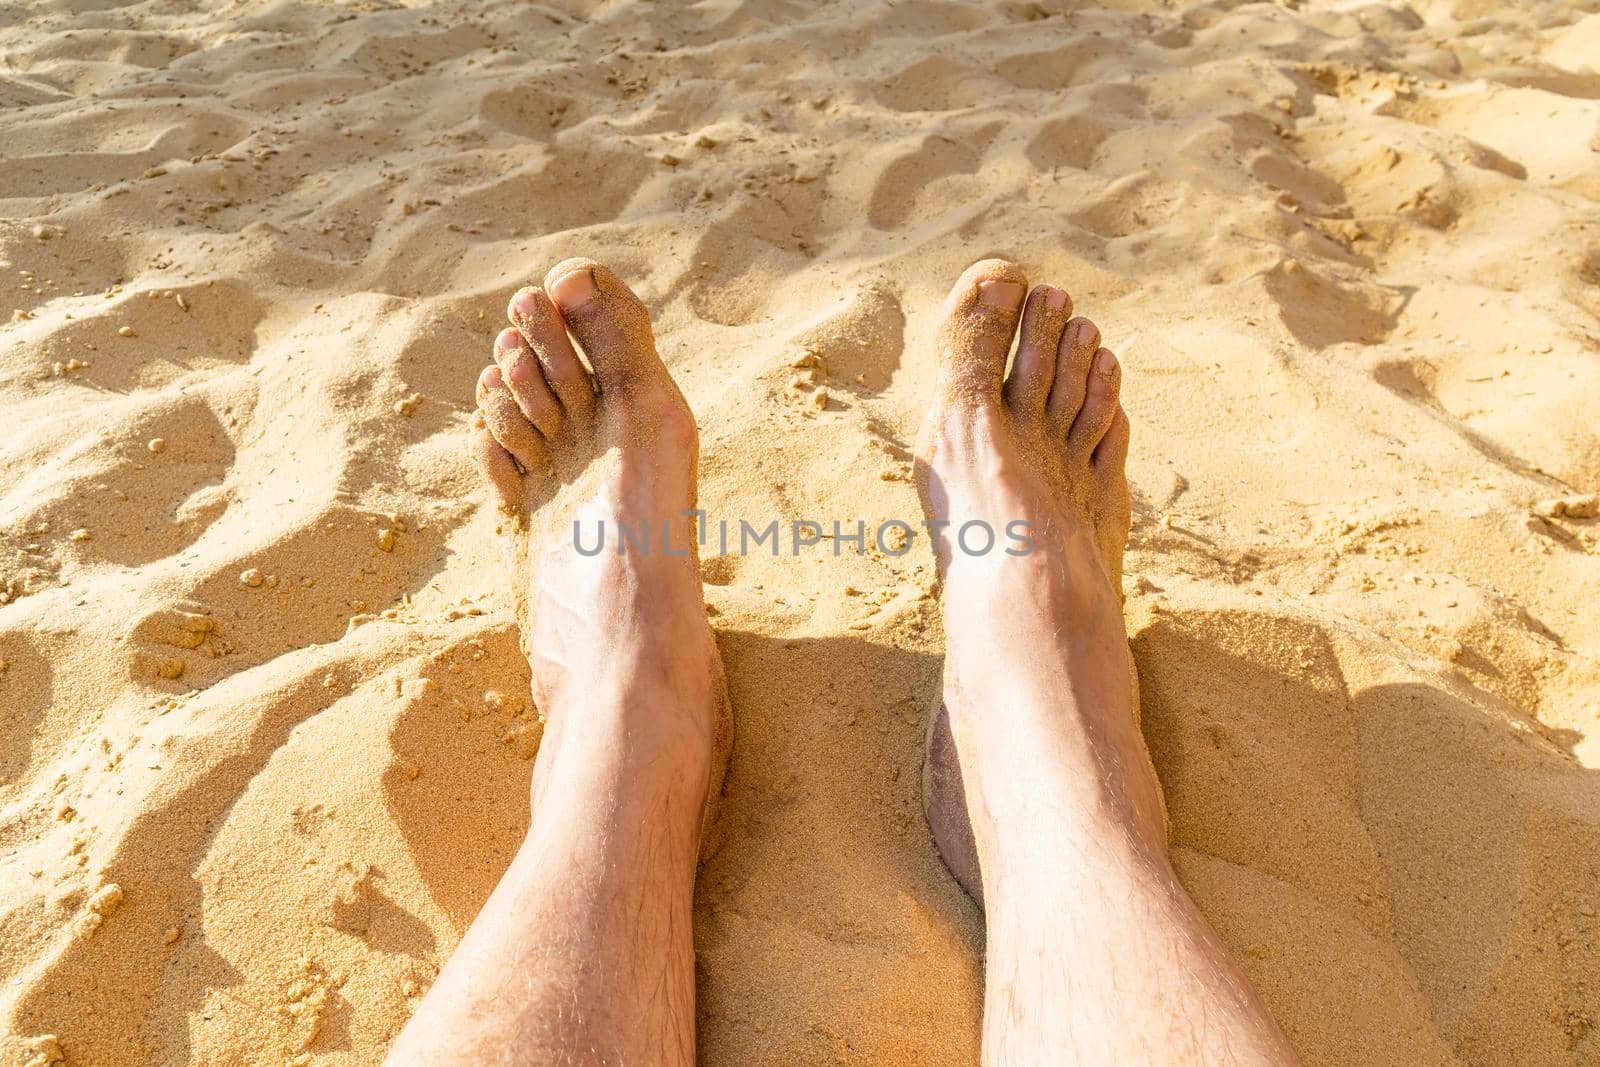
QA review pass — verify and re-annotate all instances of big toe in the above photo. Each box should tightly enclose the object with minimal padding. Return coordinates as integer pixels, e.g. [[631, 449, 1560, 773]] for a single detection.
[[935, 258, 1028, 405], [544, 258, 669, 398]]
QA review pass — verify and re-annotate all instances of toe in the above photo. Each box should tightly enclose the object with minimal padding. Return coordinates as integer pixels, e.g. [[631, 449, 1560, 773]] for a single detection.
[[1004, 284, 1072, 415], [1095, 406, 1130, 475], [472, 414, 523, 513], [493, 327, 564, 436], [476, 364, 544, 471], [508, 287, 596, 420], [1068, 347, 1121, 456], [1045, 317, 1100, 428], [935, 258, 1028, 403], [543, 258, 667, 396]]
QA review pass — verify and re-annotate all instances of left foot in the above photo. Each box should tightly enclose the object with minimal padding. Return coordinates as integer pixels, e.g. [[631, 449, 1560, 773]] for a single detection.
[[386, 262, 727, 1067], [472, 259, 732, 851]]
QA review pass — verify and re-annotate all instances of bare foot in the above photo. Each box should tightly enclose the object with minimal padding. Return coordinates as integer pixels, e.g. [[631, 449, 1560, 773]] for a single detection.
[[387, 261, 730, 1066], [916, 259, 1164, 907], [914, 259, 1299, 1064], [473, 258, 732, 851]]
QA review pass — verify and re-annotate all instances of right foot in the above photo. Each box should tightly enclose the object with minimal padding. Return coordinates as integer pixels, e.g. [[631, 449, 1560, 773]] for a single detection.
[[472, 259, 731, 851], [916, 259, 1166, 907]]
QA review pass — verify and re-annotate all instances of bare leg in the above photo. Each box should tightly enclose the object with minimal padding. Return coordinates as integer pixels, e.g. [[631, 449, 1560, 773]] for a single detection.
[[387, 261, 730, 1066], [917, 261, 1300, 1065]]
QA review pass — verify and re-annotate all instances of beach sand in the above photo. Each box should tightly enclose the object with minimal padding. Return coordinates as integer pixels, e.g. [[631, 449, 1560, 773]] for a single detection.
[[2, 0, 1599, 1063]]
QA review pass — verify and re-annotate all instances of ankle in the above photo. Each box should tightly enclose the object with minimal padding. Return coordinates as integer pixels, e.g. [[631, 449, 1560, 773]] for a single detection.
[[545, 688, 713, 767], [942, 522, 1120, 613], [537, 639, 722, 736]]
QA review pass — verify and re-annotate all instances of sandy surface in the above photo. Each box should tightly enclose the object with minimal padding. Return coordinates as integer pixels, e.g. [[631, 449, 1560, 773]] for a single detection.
[[2, 0, 1599, 1063]]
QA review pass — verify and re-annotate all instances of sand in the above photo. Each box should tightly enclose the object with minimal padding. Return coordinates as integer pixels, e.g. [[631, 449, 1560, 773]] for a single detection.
[[1, 0, 1598, 1063]]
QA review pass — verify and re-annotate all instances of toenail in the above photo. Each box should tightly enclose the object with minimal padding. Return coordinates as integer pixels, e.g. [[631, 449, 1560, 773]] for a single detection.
[[1045, 287, 1067, 311], [495, 327, 521, 352], [977, 279, 1025, 310], [512, 289, 542, 319], [1076, 321, 1098, 347], [1095, 349, 1118, 377], [550, 270, 597, 310], [505, 355, 535, 387]]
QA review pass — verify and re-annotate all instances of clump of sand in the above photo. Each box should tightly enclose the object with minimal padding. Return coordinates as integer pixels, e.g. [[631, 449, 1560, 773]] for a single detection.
[[2, 1, 1599, 1064]]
